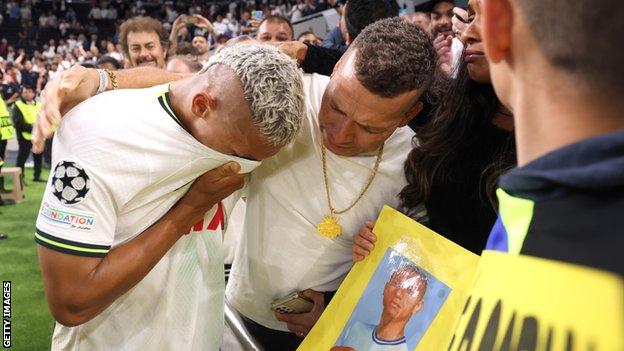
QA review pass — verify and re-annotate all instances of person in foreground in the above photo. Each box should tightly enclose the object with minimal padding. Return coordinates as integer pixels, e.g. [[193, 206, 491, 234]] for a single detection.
[[335, 265, 427, 351], [35, 45, 305, 350], [481, 0, 623, 275]]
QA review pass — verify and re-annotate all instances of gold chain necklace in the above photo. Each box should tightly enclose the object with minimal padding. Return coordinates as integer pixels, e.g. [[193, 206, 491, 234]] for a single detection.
[[316, 142, 384, 238]]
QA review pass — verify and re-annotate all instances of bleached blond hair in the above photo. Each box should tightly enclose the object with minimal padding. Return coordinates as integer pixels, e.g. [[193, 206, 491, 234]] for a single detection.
[[201, 44, 305, 145]]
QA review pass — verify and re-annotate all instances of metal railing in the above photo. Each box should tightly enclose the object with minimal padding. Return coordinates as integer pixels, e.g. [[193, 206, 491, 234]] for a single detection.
[[225, 299, 264, 351]]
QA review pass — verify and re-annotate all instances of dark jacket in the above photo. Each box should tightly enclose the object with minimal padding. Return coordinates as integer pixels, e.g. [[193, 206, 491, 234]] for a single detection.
[[487, 130, 624, 275]]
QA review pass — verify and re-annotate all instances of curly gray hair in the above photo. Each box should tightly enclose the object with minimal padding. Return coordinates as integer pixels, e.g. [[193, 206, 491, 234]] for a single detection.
[[201, 44, 305, 145]]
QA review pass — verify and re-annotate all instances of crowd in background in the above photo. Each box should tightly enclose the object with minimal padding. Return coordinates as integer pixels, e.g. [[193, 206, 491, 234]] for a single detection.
[[0, 0, 345, 97]]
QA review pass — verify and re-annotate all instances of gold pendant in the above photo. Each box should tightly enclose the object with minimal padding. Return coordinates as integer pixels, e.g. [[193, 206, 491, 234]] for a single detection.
[[317, 215, 341, 238]]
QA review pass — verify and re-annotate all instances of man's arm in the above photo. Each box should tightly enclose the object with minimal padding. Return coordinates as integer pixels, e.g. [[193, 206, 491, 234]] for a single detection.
[[273, 41, 344, 76], [32, 65, 190, 153], [38, 162, 244, 326], [300, 44, 344, 76]]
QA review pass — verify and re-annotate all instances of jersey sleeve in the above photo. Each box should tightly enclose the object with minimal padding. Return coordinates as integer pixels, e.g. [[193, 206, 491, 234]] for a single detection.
[[35, 160, 117, 257]]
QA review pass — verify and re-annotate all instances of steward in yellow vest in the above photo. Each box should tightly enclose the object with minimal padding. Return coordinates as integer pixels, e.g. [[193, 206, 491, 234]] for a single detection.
[[0, 96, 14, 194], [0, 97, 15, 142], [11, 86, 43, 183], [13, 98, 40, 141]]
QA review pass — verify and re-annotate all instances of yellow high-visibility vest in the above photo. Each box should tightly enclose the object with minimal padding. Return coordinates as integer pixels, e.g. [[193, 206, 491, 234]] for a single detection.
[[14, 100, 41, 141], [0, 99, 14, 141]]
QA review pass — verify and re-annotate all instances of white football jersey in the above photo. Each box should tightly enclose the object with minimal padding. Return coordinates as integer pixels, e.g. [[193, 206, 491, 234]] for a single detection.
[[338, 322, 409, 351], [35, 84, 259, 351]]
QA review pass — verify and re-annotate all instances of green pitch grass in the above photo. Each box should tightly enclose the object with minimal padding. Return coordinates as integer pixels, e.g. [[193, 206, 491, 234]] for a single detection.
[[0, 165, 54, 350]]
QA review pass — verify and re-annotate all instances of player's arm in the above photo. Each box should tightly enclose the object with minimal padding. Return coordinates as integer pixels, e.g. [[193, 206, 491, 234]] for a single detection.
[[32, 65, 191, 153], [38, 162, 243, 327]]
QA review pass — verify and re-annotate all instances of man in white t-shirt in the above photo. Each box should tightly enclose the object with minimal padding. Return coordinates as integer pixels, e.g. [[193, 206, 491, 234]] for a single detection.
[[35, 45, 305, 351], [33, 18, 437, 351], [334, 265, 428, 351], [227, 18, 435, 350]]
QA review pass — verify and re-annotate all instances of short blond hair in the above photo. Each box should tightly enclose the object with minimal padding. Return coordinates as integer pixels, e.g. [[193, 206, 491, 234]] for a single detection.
[[202, 45, 305, 145]]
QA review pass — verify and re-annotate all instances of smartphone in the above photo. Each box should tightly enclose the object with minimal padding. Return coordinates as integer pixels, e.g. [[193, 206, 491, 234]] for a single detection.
[[252, 10, 264, 21], [271, 292, 314, 314], [186, 15, 196, 26]]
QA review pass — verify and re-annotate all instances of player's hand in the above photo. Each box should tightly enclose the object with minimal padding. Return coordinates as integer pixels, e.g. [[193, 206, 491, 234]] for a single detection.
[[32, 65, 99, 154], [173, 162, 245, 232], [268, 41, 308, 64], [352, 221, 376, 262], [434, 34, 453, 77], [274, 289, 325, 338]]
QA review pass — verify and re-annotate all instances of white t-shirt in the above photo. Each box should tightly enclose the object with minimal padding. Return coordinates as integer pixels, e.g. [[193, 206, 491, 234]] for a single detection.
[[338, 322, 409, 351], [35, 84, 259, 351], [226, 74, 415, 331]]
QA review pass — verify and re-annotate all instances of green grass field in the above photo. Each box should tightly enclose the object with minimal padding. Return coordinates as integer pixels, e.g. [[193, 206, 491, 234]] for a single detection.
[[0, 165, 54, 350]]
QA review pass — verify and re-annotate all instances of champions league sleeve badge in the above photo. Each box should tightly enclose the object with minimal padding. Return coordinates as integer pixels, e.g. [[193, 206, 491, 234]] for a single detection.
[[50, 161, 91, 205]]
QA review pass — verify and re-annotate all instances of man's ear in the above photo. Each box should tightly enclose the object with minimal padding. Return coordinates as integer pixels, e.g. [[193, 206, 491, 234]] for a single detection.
[[399, 101, 424, 127], [412, 300, 424, 314], [482, 0, 513, 64], [191, 92, 217, 119], [344, 32, 352, 46]]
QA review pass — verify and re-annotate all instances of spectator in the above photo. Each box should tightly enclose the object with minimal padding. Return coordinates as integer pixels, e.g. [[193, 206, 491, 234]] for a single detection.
[[239, 12, 255, 35], [321, 13, 348, 53], [0, 68, 20, 106], [0, 39, 7, 58], [175, 42, 200, 56], [65, 6, 77, 23], [169, 14, 215, 57], [7, 1, 20, 22], [257, 15, 294, 42], [429, 0, 454, 38], [39, 10, 58, 29], [20, 60, 38, 88], [119, 16, 169, 68], [105, 41, 123, 62], [297, 31, 321, 46], [165, 54, 203, 73], [35, 67, 49, 95], [90, 3, 103, 20], [96, 56, 122, 71], [429, 0, 464, 76], [59, 19, 71, 37], [19, 3, 32, 21], [412, 12, 431, 33], [192, 36, 210, 62], [293, 0, 399, 76], [213, 14, 230, 35]]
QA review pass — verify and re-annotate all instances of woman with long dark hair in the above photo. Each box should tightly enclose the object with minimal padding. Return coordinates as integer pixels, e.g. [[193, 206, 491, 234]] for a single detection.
[[353, 0, 515, 258]]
